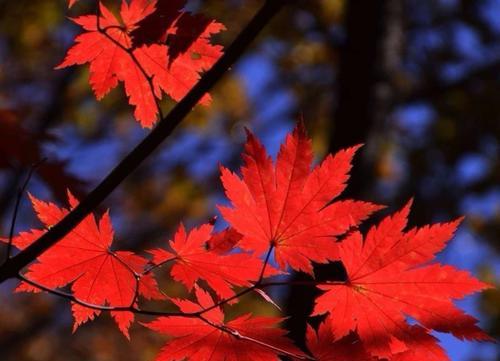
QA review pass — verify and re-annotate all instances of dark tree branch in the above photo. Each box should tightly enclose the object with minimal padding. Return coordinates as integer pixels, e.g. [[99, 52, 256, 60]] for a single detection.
[[0, 0, 292, 283]]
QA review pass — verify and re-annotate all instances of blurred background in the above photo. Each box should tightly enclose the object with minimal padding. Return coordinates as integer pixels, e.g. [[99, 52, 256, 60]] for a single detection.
[[0, 0, 498, 360]]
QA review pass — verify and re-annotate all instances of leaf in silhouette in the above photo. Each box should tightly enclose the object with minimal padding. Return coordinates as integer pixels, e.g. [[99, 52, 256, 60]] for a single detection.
[[313, 203, 492, 358], [219, 124, 382, 273], [0, 109, 85, 202]]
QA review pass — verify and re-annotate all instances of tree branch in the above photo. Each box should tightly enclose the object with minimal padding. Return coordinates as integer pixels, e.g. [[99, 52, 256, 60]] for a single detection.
[[142, 255, 177, 275], [16, 271, 337, 317], [17, 273, 188, 317], [0, 0, 292, 283], [17, 273, 327, 360]]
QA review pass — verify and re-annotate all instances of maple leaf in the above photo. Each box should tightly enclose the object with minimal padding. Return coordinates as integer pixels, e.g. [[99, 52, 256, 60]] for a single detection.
[[7, 192, 163, 338], [57, 0, 224, 127], [389, 325, 449, 361], [219, 124, 382, 273], [148, 223, 279, 301], [56, 0, 158, 127], [144, 286, 303, 361], [306, 321, 374, 361], [307, 319, 449, 361], [313, 202, 492, 358]]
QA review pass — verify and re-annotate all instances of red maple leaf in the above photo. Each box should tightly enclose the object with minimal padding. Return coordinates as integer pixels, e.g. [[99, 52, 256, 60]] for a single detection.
[[57, 0, 224, 127], [7, 192, 163, 338], [388, 325, 449, 361], [219, 124, 382, 273], [307, 320, 449, 361], [148, 223, 279, 301], [313, 202, 491, 358], [306, 321, 374, 361], [143, 286, 303, 361]]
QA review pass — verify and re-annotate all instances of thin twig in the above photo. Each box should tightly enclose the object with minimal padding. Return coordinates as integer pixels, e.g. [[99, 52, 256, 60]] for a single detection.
[[17, 273, 188, 317], [16, 270, 341, 317], [142, 244, 275, 312], [142, 256, 177, 275], [193, 244, 275, 316], [198, 314, 314, 360], [107, 250, 142, 307], [257, 244, 274, 281], [5, 160, 45, 263], [129, 274, 141, 308], [259, 280, 345, 288]]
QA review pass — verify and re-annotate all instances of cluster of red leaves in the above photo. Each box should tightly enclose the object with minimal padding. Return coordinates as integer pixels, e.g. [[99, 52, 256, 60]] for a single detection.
[[0, 1, 492, 360], [58, 0, 224, 127], [5, 125, 492, 360], [145, 286, 303, 361], [7, 191, 163, 338]]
